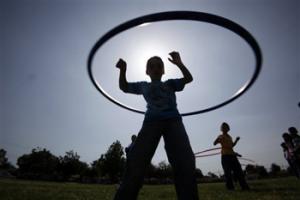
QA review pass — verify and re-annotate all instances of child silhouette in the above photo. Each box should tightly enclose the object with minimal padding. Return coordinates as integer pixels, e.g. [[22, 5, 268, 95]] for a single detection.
[[125, 134, 137, 158], [213, 122, 249, 190], [114, 51, 199, 200]]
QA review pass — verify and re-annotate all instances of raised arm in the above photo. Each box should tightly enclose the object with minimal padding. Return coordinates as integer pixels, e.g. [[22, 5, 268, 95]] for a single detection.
[[116, 58, 128, 92], [168, 51, 193, 84], [213, 137, 220, 146], [233, 136, 240, 147]]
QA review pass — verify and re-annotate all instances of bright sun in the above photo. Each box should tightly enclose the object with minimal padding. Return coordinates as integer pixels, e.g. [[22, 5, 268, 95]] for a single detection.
[[126, 39, 178, 81]]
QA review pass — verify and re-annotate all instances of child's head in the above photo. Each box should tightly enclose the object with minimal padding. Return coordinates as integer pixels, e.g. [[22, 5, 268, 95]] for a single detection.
[[221, 122, 230, 133], [282, 132, 292, 142], [131, 134, 137, 142], [146, 56, 164, 80], [288, 127, 298, 136]]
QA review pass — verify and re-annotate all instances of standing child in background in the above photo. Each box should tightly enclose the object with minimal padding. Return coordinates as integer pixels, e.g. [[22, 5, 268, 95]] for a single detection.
[[214, 122, 250, 190], [125, 134, 137, 158], [288, 127, 300, 158], [114, 51, 199, 200], [282, 132, 300, 178]]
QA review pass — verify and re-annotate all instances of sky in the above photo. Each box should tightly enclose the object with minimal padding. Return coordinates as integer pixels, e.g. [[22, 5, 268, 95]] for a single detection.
[[1, 0, 299, 175]]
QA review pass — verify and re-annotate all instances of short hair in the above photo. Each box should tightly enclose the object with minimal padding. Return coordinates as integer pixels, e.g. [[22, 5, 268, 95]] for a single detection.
[[221, 122, 230, 131], [282, 132, 291, 139], [288, 127, 298, 134], [146, 56, 164, 71], [131, 134, 137, 141]]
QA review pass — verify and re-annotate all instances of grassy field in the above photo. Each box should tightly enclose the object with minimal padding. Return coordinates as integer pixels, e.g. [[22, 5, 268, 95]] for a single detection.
[[1, 177, 299, 200]]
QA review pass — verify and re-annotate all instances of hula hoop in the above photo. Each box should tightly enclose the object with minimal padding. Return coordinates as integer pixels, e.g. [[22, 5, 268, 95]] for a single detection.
[[194, 147, 221, 155], [195, 152, 221, 158], [87, 11, 262, 116], [238, 157, 256, 164], [194, 147, 256, 163], [195, 147, 221, 158]]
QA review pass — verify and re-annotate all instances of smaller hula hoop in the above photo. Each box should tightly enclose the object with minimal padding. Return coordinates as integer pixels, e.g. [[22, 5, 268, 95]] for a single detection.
[[88, 11, 262, 116], [194, 147, 221, 155], [194, 148, 256, 162], [195, 152, 221, 158], [238, 157, 256, 164]]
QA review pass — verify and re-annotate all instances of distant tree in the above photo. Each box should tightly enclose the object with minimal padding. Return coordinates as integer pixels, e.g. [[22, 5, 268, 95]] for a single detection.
[[0, 149, 16, 176], [156, 161, 173, 180], [0, 149, 8, 168], [245, 164, 256, 174], [145, 162, 157, 179], [17, 147, 60, 180], [207, 172, 218, 178], [257, 165, 268, 177], [270, 163, 281, 175], [58, 150, 89, 180], [91, 154, 105, 177], [195, 168, 204, 179], [94, 140, 126, 183], [245, 164, 268, 178]]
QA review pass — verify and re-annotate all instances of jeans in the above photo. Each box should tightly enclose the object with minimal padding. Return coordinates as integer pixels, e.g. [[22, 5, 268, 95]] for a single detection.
[[114, 118, 199, 200], [221, 155, 249, 190], [287, 158, 300, 178]]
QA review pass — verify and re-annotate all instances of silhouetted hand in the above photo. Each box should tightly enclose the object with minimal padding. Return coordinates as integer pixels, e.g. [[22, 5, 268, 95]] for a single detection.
[[233, 136, 240, 147], [168, 51, 183, 66], [235, 152, 242, 157], [116, 59, 127, 70]]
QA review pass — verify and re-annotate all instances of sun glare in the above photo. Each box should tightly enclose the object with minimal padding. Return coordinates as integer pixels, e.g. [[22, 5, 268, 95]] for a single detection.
[[126, 40, 178, 81]]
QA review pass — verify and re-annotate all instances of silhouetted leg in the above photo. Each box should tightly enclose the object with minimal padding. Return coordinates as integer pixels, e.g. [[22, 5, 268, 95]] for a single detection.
[[293, 159, 300, 178], [232, 157, 249, 190], [114, 121, 162, 200], [163, 119, 199, 200], [289, 159, 300, 179], [221, 155, 234, 190]]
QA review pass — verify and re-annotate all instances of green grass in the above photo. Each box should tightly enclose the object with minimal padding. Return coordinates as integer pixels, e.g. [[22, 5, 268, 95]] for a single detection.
[[1, 177, 299, 200]]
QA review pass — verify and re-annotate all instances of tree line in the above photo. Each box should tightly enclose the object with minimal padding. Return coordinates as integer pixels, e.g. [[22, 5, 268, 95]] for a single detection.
[[0, 141, 293, 184]]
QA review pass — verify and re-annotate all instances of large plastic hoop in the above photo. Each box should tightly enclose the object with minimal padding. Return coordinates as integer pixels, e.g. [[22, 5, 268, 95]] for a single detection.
[[194, 147, 221, 155], [87, 11, 262, 116]]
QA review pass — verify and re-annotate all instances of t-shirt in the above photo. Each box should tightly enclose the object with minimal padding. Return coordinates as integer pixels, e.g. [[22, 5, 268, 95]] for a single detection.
[[216, 134, 235, 155], [126, 78, 185, 121]]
